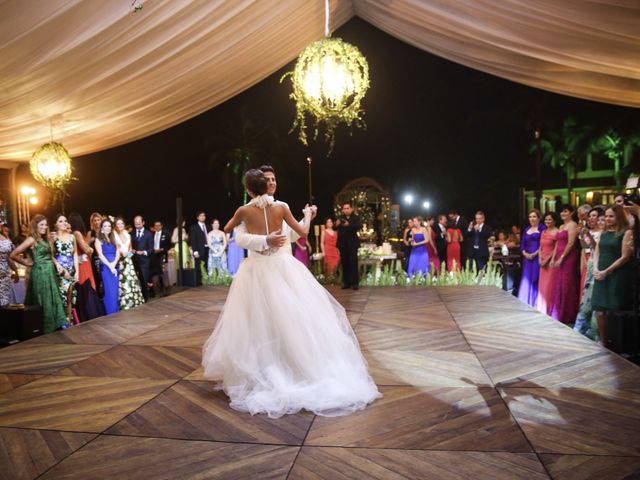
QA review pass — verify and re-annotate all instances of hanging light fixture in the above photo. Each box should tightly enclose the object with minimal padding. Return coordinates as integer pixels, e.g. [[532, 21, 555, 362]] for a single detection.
[[283, 0, 369, 153], [30, 141, 73, 191]]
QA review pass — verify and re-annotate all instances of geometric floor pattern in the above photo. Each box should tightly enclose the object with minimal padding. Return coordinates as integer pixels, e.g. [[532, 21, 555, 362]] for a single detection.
[[0, 285, 639, 479]]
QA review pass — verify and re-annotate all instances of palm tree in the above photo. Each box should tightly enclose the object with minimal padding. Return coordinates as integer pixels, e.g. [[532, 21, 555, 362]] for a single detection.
[[529, 117, 594, 198], [205, 109, 285, 204], [590, 128, 640, 190]]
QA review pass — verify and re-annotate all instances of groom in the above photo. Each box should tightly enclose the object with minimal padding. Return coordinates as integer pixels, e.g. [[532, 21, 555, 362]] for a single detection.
[[234, 165, 316, 254]]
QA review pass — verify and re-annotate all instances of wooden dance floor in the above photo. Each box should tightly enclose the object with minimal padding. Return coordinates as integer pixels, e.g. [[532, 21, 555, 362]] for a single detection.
[[0, 286, 639, 479]]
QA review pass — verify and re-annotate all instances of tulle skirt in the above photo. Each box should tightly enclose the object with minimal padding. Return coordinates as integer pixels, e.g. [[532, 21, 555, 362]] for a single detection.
[[202, 251, 381, 418]]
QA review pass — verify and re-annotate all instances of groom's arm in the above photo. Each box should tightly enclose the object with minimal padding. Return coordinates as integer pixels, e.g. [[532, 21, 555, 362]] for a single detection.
[[234, 222, 286, 251], [234, 222, 269, 252]]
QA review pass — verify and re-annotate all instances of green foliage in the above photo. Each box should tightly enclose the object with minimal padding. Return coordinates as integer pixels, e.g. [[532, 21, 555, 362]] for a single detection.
[[201, 265, 233, 286], [317, 259, 503, 288], [282, 37, 369, 153]]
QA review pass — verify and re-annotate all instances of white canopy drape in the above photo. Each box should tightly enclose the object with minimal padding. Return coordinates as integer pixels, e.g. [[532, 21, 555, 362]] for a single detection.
[[0, 0, 638, 161]]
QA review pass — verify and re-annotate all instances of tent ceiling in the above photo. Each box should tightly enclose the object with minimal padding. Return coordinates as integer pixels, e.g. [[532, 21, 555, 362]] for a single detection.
[[0, 0, 638, 162]]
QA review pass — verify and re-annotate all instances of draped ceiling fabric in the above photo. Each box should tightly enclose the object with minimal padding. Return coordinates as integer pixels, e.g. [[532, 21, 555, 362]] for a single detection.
[[0, 0, 638, 162]]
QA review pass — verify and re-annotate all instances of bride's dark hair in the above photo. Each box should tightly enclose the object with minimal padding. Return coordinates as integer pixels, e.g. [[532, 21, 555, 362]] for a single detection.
[[244, 169, 268, 195]]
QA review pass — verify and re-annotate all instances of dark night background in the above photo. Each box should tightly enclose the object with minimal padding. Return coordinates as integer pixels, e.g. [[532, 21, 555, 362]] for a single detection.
[[18, 18, 640, 230]]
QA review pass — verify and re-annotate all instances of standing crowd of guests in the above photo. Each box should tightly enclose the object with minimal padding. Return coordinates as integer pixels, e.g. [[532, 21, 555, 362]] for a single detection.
[[516, 194, 636, 346], [402, 210, 493, 276], [0, 211, 248, 334]]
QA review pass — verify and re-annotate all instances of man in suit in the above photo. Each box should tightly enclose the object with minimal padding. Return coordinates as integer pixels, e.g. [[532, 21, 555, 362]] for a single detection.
[[467, 211, 492, 271], [336, 202, 362, 290], [434, 214, 448, 270], [132, 215, 154, 300], [151, 220, 171, 296], [189, 211, 209, 286]]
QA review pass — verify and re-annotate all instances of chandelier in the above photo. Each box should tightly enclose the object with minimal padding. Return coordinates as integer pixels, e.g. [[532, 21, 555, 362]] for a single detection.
[[30, 141, 73, 190], [283, 1, 369, 153]]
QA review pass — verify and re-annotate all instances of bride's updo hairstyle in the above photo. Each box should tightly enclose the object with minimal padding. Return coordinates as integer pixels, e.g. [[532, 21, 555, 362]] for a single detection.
[[244, 169, 268, 196]]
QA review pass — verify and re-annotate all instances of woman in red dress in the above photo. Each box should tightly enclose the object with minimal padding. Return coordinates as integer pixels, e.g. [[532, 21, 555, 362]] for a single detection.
[[549, 206, 580, 323], [536, 212, 559, 316], [321, 218, 340, 277], [446, 221, 463, 272]]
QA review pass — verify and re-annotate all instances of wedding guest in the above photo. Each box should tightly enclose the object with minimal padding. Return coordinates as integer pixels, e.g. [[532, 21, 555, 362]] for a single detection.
[[0, 222, 17, 306], [172, 220, 191, 270], [434, 214, 448, 271], [446, 219, 463, 272], [95, 219, 120, 315], [132, 215, 154, 298], [52, 214, 79, 323], [88, 212, 103, 297], [336, 202, 362, 290], [189, 211, 209, 285], [592, 205, 634, 347], [536, 212, 559, 316], [614, 193, 635, 226], [467, 211, 492, 270], [517, 209, 544, 307], [549, 206, 580, 323], [293, 234, 310, 267], [495, 231, 509, 249], [574, 207, 604, 338], [1, 223, 14, 244], [14, 223, 29, 246], [114, 217, 145, 310], [449, 210, 468, 265], [151, 220, 170, 294], [426, 217, 439, 274], [577, 204, 592, 225], [226, 229, 244, 275], [401, 218, 413, 271], [68, 213, 103, 321], [407, 216, 431, 276], [11, 215, 67, 332], [207, 219, 228, 275], [152, 220, 171, 266], [321, 218, 340, 276], [508, 225, 521, 248]]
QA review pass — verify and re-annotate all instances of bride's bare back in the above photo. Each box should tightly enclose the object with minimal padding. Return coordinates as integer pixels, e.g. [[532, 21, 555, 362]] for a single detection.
[[225, 202, 307, 238]]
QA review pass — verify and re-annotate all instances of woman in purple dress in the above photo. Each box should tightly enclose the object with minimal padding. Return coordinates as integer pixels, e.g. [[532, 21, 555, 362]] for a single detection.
[[407, 217, 433, 276], [293, 235, 309, 267], [550, 206, 580, 323], [226, 230, 245, 275], [517, 209, 545, 307]]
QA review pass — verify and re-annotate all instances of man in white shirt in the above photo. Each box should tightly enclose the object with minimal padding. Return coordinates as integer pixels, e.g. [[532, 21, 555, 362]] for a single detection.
[[235, 165, 316, 255], [188, 211, 210, 285]]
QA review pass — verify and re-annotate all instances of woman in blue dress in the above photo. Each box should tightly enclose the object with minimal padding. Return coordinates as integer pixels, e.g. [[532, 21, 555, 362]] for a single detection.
[[226, 230, 244, 275], [407, 217, 433, 276], [95, 219, 120, 314], [517, 209, 545, 307], [207, 219, 228, 275]]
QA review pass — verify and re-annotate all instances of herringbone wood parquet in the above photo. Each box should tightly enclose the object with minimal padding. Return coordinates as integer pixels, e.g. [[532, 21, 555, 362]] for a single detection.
[[0, 285, 637, 479]]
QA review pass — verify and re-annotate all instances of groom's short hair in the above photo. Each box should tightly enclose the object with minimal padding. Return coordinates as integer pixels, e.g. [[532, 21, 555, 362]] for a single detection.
[[259, 165, 275, 174]]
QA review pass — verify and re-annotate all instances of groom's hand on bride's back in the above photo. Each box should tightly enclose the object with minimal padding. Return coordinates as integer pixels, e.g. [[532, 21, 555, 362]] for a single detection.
[[266, 229, 287, 248]]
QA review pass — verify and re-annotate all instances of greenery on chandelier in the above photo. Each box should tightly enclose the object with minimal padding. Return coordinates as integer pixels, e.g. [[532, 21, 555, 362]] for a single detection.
[[282, 36, 369, 154]]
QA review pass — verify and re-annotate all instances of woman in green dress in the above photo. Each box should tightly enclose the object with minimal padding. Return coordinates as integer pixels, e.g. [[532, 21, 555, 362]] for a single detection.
[[592, 205, 634, 346], [10, 214, 68, 333]]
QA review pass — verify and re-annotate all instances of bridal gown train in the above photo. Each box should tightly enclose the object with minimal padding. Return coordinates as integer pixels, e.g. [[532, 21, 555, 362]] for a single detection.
[[202, 200, 380, 418]]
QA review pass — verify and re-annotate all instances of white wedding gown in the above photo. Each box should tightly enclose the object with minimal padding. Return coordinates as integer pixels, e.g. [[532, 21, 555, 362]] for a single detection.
[[202, 199, 380, 418]]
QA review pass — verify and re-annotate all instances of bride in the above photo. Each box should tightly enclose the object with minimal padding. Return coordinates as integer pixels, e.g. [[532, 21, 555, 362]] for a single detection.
[[202, 169, 380, 418]]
